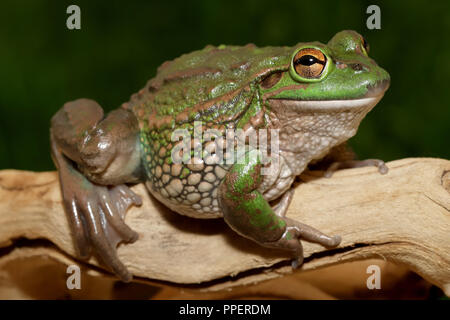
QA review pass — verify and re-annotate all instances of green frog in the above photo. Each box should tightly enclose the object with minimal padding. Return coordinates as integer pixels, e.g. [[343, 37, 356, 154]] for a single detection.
[[50, 30, 390, 282]]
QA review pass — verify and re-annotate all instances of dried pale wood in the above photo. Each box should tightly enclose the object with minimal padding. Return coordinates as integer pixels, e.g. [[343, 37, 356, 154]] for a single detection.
[[0, 158, 449, 295]]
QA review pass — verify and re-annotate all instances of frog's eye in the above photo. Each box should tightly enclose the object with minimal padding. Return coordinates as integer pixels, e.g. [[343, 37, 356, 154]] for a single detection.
[[292, 48, 327, 80]]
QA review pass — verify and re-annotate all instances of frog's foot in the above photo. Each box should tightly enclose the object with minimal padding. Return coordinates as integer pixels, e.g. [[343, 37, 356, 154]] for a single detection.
[[57, 160, 141, 282], [263, 217, 341, 268], [324, 159, 388, 178], [50, 98, 144, 281]]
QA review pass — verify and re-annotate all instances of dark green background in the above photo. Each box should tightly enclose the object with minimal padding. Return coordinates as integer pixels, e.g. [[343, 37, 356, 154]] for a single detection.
[[0, 0, 449, 171]]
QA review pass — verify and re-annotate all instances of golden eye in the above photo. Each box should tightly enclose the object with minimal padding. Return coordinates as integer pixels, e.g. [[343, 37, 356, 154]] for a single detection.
[[293, 48, 327, 79]]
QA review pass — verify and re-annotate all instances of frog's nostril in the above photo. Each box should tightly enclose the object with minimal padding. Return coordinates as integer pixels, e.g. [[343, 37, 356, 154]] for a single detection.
[[350, 63, 365, 71]]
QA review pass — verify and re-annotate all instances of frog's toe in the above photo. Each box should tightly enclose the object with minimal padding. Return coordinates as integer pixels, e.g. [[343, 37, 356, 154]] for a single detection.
[[291, 255, 304, 269], [61, 176, 139, 281], [376, 161, 389, 175], [111, 184, 143, 213], [80, 198, 133, 282], [63, 197, 92, 259], [263, 217, 340, 268], [355, 159, 389, 175], [329, 235, 342, 247], [98, 186, 140, 243]]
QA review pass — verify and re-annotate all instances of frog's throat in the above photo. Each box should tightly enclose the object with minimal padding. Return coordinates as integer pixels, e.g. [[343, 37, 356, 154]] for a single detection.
[[266, 91, 386, 176]]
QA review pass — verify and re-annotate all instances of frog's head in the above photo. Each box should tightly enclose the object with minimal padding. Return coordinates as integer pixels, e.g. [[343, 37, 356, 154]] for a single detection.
[[258, 30, 390, 170], [261, 29, 390, 112]]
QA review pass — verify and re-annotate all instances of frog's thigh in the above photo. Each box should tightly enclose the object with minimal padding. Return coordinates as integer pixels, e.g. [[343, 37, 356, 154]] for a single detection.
[[51, 99, 104, 163], [218, 151, 287, 243], [51, 99, 142, 185]]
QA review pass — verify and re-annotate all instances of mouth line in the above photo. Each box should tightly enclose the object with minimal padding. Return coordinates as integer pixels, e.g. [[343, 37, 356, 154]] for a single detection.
[[268, 95, 384, 111]]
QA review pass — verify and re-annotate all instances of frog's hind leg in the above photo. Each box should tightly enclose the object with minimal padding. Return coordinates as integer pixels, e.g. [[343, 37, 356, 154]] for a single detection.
[[50, 99, 143, 281], [272, 188, 294, 218], [219, 150, 341, 267]]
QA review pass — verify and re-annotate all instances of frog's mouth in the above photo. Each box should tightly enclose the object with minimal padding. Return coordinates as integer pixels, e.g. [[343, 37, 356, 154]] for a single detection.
[[269, 95, 382, 112], [268, 79, 389, 112]]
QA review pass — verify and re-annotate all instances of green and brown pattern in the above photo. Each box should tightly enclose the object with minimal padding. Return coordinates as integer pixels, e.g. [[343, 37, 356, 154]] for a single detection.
[[50, 30, 389, 281]]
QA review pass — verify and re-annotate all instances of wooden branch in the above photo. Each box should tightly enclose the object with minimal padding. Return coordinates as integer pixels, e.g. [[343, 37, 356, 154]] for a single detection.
[[0, 158, 449, 295]]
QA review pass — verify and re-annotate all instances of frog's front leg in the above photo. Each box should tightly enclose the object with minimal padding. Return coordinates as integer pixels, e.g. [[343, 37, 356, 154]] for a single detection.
[[218, 151, 341, 267], [50, 99, 143, 281], [324, 159, 388, 177], [320, 143, 388, 178]]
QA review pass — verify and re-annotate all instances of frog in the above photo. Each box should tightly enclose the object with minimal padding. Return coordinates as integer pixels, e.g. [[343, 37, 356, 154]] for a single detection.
[[50, 30, 390, 282]]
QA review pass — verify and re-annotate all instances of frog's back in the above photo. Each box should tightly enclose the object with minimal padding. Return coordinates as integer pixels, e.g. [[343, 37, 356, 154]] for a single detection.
[[123, 44, 291, 128]]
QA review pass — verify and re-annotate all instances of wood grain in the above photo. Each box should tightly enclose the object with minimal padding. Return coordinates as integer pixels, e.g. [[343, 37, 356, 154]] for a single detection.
[[0, 158, 449, 295]]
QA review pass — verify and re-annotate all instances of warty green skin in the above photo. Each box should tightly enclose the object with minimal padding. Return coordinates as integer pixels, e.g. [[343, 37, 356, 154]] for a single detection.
[[123, 30, 389, 220], [50, 30, 390, 281]]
